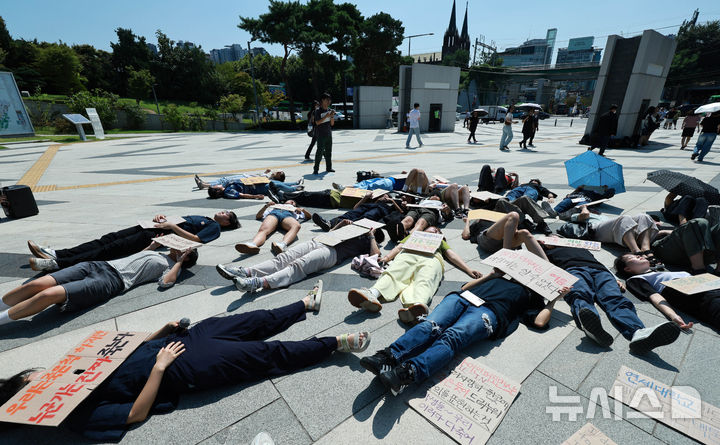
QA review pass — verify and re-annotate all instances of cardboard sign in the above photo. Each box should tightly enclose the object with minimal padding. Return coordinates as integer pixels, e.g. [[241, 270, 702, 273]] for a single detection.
[[537, 235, 601, 251], [574, 198, 610, 208], [154, 234, 202, 250], [408, 356, 521, 445], [562, 423, 617, 445], [610, 365, 720, 445], [468, 209, 506, 222], [460, 290, 485, 307], [271, 204, 297, 212], [341, 187, 388, 199], [470, 191, 503, 201], [401, 231, 444, 254], [353, 218, 385, 229], [314, 223, 370, 247], [0, 330, 149, 426], [239, 176, 270, 185], [137, 216, 185, 229], [662, 273, 720, 295], [481, 249, 578, 300]]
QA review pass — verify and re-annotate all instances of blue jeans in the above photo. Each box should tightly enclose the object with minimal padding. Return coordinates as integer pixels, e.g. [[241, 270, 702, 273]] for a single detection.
[[564, 267, 643, 340], [505, 185, 539, 202], [406, 127, 422, 147], [255, 180, 298, 195], [693, 133, 717, 161], [354, 177, 395, 191], [266, 209, 295, 222], [499, 125, 513, 148], [389, 293, 498, 382]]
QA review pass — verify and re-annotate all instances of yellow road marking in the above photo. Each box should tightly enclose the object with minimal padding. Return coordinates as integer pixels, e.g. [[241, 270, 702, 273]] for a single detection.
[[15, 145, 62, 191], [38, 144, 480, 192]]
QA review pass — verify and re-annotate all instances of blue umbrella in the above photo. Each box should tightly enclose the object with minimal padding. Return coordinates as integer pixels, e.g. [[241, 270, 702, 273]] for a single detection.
[[564, 151, 626, 193]]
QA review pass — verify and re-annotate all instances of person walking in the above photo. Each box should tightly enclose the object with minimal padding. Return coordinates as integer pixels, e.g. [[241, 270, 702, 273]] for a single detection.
[[313, 93, 335, 175], [499, 105, 515, 151], [588, 104, 618, 156], [680, 110, 701, 149], [519, 111, 534, 149], [527, 109, 540, 147], [405, 103, 423, 148], [466, 110, 479, 143], [304, 101, 320, 160], [691, 111, 720, 162]]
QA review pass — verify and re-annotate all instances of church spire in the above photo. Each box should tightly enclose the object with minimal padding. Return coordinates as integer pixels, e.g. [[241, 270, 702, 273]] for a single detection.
[[447, 0, 458, 33], [460, 1, 469, 41]]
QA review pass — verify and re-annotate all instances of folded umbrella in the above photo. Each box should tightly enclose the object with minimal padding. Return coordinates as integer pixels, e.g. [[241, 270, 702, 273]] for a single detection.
[[646, 169, 720, 204], [694, 102, 720, 114], [564, 151, 626, 193]]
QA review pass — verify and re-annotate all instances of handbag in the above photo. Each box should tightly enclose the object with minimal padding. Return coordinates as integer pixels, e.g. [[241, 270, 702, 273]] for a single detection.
[[307, 124, 315, 137], [556, 222, 594, 240], [351, 254, 384, 279]]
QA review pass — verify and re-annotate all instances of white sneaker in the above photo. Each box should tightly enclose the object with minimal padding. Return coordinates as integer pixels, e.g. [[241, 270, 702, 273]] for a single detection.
[[233, 277, 264, 293], [216, 264, 248, 280], [629, 322, 680, 353], [29, 257, 59, 272], [271, 242, 286, 256]]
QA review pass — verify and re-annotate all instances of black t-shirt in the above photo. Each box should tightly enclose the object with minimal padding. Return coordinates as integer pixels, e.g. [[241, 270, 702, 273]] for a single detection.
[[333, 234, 372, 263], [179, 215, 221, 243], [700, 115, 720, 134], [465, 277, 547, 339], [544, 246, 609, 272], [314, 107, 333, 138]]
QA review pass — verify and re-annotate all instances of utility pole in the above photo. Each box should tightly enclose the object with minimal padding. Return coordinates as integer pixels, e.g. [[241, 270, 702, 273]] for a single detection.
[[247, 41, 261, 127]]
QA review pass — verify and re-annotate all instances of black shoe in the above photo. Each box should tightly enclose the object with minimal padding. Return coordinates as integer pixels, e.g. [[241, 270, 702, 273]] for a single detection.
[[379, 363, 415, 396], [374, 228, 386, 244], [312, 213, 331, 232], [326, 169, 336, 173], [537, 221, 553, 235], [578, 308, 614, 347], [266, 182, 280, 203], [360, 349, 397, 376], [313, 170, 319, 175], [691, 153, 698, 160]]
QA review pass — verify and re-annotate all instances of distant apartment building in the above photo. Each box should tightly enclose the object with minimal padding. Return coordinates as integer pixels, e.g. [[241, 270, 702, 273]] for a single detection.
[[498, 28, 557, 67], [209, 44, 268, 64], [556, 37, 602, 65]]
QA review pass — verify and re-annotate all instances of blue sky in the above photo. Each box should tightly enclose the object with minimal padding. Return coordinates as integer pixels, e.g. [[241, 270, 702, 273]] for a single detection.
[[3, 1, 719, 61]]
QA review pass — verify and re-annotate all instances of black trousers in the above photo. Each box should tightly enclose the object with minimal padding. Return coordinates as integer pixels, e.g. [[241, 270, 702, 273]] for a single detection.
[[55, 225, 162, 268], [166, 301, 337, 390], [287, 190, 337, 208], [329, 203, 392, 227], [467, 125, 477, 142], [305, 132, 317, 158], [478, 165, 509, 194]]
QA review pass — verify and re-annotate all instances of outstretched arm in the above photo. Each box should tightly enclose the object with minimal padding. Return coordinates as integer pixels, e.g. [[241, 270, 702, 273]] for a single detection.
[[153, 222, 201, 243], [649, 293, 693, 330], [533, 286, 571, 328], [444, 248, 481, 278], [461, 268, 503, 291]]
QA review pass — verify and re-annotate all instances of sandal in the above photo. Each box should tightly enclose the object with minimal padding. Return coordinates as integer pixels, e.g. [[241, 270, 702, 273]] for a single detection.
[[348, 288, 383, 312], [307, 280, 323, 312], [338, 332, 371, 353]]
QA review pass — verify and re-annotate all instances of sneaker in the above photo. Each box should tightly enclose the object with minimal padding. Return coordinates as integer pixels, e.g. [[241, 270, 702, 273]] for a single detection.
[[577, 308, 614, 347], [29, 257, 59, 271], [537, 221, 553, 236], [629, 322, 680, 354], [379, 363, 415, 396], [235, 243, 260, 255], [297, 177, 304, 186], [360, 349, 397, 376], [331, 182, 344, 191], [194, 174, 203, 189], [216, 263, 248, 280], [312, 213, 332, 232], [271, 241, 286, 255], [348, 288, 382, 312], [398, 303, 429, 324], [541, 200, 558, 218], [691, 152, 698, 160], [28, 240, 56, 260], [266, 182, 280, 203], [233, 276, 264, 293]]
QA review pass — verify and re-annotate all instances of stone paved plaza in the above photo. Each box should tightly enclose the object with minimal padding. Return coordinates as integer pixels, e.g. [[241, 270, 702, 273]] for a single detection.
[[1, 118, 718, 444]]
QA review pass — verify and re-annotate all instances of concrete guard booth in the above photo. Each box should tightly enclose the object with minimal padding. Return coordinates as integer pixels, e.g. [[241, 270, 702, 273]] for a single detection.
[[398, 64, 460, 132], [353, 86, 393, 129], [583, 30, 676, 146]]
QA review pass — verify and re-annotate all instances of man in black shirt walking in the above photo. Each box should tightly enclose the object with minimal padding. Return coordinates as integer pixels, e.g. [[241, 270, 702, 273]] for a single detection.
[[588, 104, 618, 156]]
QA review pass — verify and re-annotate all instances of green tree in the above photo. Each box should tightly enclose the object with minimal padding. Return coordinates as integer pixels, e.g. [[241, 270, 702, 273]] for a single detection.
[[35, 44, 84, 94], [127, 67, 155, 104], [110, 28, 153, 95], [327, 2, 362, 113], [240, 0, 305, 125], [352, 13, 405, 86], [667, 20, 720, 88], [73, 44, 113, 92], [443, 49, 470, 68]]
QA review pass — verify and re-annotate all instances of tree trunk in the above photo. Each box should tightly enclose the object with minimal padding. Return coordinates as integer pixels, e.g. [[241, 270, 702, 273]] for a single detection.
[[281, 44, 297, 129]]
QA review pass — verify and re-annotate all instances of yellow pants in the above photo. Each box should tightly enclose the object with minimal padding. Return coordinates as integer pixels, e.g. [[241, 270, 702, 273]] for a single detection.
[[374, 252, 443, 307]]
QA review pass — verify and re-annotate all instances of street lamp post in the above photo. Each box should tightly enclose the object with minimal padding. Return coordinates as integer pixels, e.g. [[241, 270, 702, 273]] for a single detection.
[[247, 41, 261, 127], [404, 32, 434, 58]]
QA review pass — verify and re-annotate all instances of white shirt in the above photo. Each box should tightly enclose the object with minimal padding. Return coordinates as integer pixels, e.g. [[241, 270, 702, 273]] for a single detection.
[[408, 109, 421, 128]]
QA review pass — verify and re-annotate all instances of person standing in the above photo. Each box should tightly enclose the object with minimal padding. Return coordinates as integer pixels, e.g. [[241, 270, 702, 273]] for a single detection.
[[386, 108, 393, 129], [467, 110, 479, 143], [680, 110, 701, 149], [304, 101, 320, 160], [691, 111, 720, 162], [527, 109, 540, 147], [588, 104, 618, 156], [313, 93, 335, 175], [499, 105, 515, 151], [405, 103, 423, 149]]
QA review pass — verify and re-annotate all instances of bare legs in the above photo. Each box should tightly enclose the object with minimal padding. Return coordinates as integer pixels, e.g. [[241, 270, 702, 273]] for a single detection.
[[279, 218, 301, 246], [251, 218, 281, 247], [2, 276, 67, 321]]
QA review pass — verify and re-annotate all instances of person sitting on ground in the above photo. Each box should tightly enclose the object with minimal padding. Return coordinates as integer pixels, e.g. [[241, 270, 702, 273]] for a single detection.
[[235, 201, 311, 256], [27, 212, 239, 272], [348, 226, 482, 324], [388, 196, 454, 242], [358, 269, 569, 395], [0, 288, 369, 441], [661, 192, 709, 225], [312, 192, 403, 235], [546, 185, 615, 220], [541, 243, 680, 352], [217, 226, 381, 293], [462, 211, 544, 254], [615, 254, 719, 330], [477, 164, 519, 194], [1, 245, 198, 327], [194, 170, 298, 189]]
